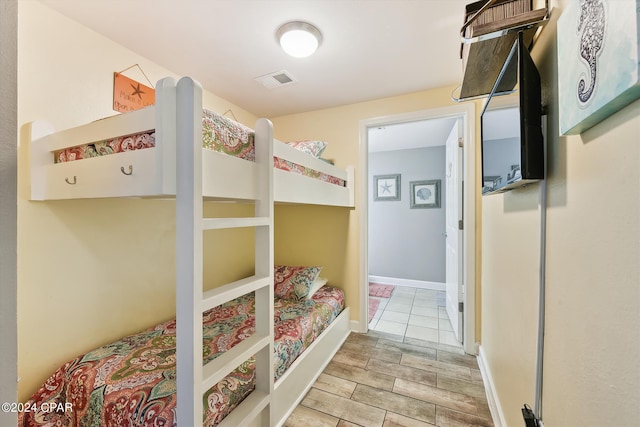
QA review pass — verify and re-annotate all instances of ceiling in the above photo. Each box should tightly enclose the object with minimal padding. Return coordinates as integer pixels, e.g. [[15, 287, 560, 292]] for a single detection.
[[368, 117, 458, 152], [39, 0, 469, 118]]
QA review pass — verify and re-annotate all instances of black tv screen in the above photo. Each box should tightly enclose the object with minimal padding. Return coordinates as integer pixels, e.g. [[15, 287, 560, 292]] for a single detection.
[[481, 32, 544, 196]]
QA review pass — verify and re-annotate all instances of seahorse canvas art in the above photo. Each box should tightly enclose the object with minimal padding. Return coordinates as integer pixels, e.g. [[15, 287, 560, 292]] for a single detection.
[[557, 0, 640, 135], [576, 0, 606, 104]]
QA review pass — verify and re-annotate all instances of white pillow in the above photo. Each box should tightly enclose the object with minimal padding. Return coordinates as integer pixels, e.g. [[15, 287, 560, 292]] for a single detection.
[[307, 277, 328, 299]]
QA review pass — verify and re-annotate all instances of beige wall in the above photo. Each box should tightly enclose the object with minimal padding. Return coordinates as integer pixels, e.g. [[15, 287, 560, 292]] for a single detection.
[[17, 2, 258, 401], [481, 1, 640, 426], [274, 204, 351, 285]]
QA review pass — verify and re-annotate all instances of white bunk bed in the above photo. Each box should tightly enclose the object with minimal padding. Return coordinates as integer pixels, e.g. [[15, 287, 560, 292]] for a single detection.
[[30, 80, 355, 206], [25, 76, 353, 427]]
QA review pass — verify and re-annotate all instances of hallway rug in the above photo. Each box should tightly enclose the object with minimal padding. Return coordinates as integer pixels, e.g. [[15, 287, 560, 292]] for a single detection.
[[368, 298, 380, 323], [368, 283, 395, 298]]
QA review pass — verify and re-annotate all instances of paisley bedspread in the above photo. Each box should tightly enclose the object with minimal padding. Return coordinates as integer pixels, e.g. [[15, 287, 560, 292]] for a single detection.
[[18, 286, 344, 427], [52, 109, 346, 187]]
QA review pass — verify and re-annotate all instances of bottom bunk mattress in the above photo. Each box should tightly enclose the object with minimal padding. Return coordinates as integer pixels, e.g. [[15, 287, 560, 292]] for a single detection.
[[18, 285, 345, 427]]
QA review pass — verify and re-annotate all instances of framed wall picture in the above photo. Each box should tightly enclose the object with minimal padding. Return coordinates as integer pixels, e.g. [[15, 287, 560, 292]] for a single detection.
[[373, 174, 401, 201], [557, 0, 640, 135], [410, 180, 441, 209]]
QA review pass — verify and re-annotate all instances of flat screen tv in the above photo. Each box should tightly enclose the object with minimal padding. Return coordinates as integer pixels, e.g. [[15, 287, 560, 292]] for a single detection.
[[481, 31, 544, 196]]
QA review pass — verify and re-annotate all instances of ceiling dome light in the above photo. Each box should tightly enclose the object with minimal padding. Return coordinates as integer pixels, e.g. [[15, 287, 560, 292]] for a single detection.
[[277, 21, 322, 58]]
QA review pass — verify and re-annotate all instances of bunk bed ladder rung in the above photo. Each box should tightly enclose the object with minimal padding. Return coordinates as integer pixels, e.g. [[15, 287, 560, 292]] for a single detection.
[[215, 390, 271, 427], [202, 333, 271, 391], [202, 274, 270, 313], [202, 216, 270, 230], [176, 77, 275, 427]]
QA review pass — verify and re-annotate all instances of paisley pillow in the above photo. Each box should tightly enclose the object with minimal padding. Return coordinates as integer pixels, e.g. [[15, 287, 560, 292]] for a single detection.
[[202, 109, 255, 161], [274, 265, 322, 300], [287, 140, 327, 158]]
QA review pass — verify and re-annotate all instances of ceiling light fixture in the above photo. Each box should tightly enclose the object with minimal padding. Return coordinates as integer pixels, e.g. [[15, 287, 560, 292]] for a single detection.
[[276, 21, 322, 58]]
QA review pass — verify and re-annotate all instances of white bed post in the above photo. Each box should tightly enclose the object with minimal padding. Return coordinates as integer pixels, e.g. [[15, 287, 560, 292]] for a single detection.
[[176, 77, 204, 426], [253, 118, 275, 426], [346, 165, 356, 207], [176, 76, 275, 427], [155, 77, 178, 195]]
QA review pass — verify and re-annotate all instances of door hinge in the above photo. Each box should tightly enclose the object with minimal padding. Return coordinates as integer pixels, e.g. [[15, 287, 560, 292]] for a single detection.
[[458, 137, 464, 148], [458, 219, 464, 230], [459, 302, 464, 312]]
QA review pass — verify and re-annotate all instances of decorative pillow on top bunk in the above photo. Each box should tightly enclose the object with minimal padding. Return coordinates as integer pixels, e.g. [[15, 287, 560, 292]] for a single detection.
[[274, 265, 322, 300], [286, 140, 327, 158], [201, 109, 255, 160]]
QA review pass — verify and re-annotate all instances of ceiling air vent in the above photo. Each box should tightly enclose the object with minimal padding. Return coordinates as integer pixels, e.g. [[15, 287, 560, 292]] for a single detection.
[[254, 70, 297, 89]]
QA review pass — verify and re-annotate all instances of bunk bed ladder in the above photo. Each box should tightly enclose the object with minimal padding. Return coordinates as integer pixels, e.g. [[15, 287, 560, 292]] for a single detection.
[[175, 77, 275, 427]]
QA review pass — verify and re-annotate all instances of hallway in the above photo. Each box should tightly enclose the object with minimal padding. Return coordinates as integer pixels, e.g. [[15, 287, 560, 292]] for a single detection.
[[285, 330, 493, 426], [369, 286, 461, 348]]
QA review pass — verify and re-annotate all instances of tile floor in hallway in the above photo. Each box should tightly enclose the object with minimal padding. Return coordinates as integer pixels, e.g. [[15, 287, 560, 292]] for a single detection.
[[284, 330, 494, 427], [370, 286, 460, 347]]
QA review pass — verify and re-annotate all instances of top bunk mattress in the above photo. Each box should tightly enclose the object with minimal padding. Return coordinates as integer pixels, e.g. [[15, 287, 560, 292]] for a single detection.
[[51, 109, 346, 187]]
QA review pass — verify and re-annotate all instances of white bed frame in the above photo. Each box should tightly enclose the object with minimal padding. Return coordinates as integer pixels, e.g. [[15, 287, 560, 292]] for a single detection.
[[28, 76, 352, 427], [30, 79, 355, 206]]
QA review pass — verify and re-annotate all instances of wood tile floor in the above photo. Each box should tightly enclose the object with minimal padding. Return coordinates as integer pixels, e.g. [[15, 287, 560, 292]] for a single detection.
[[284, 330, 494, 427]]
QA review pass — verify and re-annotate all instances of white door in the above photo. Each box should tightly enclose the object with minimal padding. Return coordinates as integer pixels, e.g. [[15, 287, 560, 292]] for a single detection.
[[445, 119, 463, 342]]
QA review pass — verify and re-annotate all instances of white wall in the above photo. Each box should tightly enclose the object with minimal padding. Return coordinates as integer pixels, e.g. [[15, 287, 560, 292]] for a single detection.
[[368, 146, 446, 283], [1, 0, 18, 424]]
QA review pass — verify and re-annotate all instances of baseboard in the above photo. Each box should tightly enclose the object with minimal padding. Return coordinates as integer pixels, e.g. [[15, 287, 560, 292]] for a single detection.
[[477, 345, 507, 427], [350, 319, 365, 333], [368, 275, 445, 291]]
